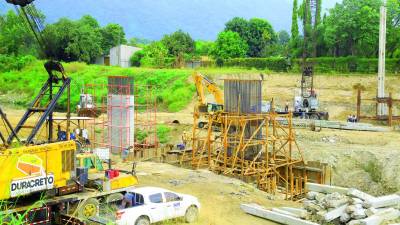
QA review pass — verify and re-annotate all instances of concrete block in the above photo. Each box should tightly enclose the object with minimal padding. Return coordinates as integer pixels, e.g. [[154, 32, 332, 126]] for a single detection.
[[323, 204, 348, 222], [280, 207, 309, 219], [306, 183, 349, 195], [351, 208, 367, 220], [306, 191, 318, 200], [240, 204, 318, 225], [348, 220, 362, 225], [240, 203, 320, 225], [325, 198, 349, 208], [315, 193, 326, 203], [304, 201, 324, 213], [348, 188, 376, 202], [359, 208, 400, 225], [316, 210, 328, 221], [350, 198, 364, 205], [347, 204, 363, 214], [365, 207, 378, 217], [364, 194, 400, 208], [272, 208, 300, 218], [340, 212, 351, 223]]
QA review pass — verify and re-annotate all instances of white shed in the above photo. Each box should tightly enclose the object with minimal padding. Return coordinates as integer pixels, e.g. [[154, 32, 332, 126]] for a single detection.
[[110, 45, 142, 68]]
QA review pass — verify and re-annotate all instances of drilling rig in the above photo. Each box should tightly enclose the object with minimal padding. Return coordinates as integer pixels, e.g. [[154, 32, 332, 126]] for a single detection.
[[1, 1, 138, 224], [293, 0, 329, 120]]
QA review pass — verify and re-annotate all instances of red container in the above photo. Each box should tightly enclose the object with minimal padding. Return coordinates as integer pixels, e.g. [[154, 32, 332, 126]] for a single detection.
[[106, 169, 120, 179]]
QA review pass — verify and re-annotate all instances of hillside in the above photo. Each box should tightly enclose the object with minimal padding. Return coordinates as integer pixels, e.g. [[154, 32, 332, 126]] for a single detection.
[[0, 59, 195, 112], [1, 0, 341, 40]]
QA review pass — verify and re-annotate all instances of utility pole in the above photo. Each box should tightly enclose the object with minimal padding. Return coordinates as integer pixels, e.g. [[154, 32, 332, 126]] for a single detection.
[[377, 0, 387, 116]]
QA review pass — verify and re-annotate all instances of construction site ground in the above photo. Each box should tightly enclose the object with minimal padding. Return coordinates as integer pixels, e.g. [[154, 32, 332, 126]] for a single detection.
[[2, 72, 400, 224]]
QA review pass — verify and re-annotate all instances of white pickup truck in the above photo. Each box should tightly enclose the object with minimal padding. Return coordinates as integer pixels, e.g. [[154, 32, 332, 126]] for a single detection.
[[115, 187, 201, 225]]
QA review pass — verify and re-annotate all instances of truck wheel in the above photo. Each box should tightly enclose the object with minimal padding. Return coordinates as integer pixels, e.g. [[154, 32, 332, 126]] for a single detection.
[[78, 198, 99, 219], [185, 205, 199, 223], [135, 216, 150, 225]]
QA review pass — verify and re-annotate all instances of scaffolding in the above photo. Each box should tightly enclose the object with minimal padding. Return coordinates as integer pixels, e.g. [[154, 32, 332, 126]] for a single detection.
[[190, 79, 307, 199], [356, 88, 400, 126], [83, 76, 157, 157]]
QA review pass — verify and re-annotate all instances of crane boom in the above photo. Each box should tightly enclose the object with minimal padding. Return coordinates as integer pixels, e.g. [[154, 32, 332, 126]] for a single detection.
[[4, 0, 71, 144]]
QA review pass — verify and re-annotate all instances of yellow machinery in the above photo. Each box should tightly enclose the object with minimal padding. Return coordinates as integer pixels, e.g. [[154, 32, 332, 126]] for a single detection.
[[193, 72, 224, 110], [76, 153, 104, 174], [0, 141, 76, 201], [193, 72, 224, 128], [76, 153, 138, 191]]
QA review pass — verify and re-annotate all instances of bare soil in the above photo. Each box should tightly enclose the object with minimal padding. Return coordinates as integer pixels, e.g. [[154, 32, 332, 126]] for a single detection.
[[2, 73, 400, 224]]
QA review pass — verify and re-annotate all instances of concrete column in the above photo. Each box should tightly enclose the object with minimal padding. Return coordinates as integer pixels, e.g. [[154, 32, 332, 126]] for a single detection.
[[377, 1, 387, 116]]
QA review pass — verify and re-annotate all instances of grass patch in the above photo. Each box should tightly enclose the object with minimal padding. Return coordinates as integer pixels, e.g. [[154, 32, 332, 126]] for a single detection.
[[361, 160, 383, 183], [0, 59, 195, 112], [157, 125, 171, 144]]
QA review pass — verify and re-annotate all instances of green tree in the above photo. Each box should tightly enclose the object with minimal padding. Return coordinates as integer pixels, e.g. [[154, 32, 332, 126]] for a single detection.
[[225, 17, 249, 40], [289, 0, 302, 57], [278, 30, 290, 45], [194, 40, 213, 56], [225, 17, 275, 57], [130, 50, 144, 67], [161, 30, 195, 57], [210, 31, 248, 59], [323, 0, 381, 57], [44, 15, 103, 63], [128, 37, 151, 48], [0, 10, 38, 56], [100, 23, 127, 54], [387, 0, 400, 57], [141, 41, 169, 68], [291, 0, 299, 38]]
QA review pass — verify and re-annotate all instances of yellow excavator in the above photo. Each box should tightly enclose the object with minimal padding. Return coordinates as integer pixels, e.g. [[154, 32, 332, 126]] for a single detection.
[[192, 72, 224, 128]]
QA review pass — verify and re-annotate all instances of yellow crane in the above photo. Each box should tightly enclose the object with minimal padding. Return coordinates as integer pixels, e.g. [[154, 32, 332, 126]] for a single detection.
[[1, 1, 139, 223]]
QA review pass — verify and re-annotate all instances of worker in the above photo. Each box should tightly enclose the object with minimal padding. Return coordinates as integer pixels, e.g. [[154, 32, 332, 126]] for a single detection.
[[82, 128, 90, 145], [181, 131, 189, 148], [352, 115, 358, 123], [285, 101, 289, 112], [75, 128, 80, 137], [121, 147, 131, 162], [57, 125, 67, 141], [120, 192, 134, 209], [294, 100, 300, 112]]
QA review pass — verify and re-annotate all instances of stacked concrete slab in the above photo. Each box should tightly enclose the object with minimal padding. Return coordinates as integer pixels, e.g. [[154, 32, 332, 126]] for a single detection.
[[304, 183, 400, 224], [241, 183, 400, 225]]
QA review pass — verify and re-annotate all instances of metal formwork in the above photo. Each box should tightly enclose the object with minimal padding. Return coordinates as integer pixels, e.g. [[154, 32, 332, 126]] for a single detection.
[[83, 76, 157, 157], [224, 79, 262, 114], [190, 79, 307, 199]]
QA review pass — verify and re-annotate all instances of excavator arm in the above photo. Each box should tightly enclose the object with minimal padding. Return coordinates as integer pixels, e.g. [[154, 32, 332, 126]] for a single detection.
[[193, 72, 224, 106]]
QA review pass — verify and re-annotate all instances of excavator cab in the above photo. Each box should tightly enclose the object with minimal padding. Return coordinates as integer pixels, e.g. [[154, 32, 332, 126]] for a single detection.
[[207, 103, 223, 113]]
